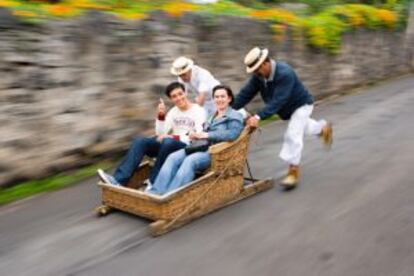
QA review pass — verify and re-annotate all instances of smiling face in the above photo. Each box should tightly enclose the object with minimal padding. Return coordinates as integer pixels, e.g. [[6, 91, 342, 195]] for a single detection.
[[179, 70, 192, 82], [213, 88, 232, 112], [169, 87, 189, 110]]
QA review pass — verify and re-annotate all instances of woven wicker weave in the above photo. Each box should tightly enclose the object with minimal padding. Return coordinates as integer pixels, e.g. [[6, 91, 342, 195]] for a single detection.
[[96, 127, 273, 235]]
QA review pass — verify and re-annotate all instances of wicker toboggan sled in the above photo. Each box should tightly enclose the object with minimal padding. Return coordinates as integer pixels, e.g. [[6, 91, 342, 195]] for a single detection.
[[95, 127, 273, 236]]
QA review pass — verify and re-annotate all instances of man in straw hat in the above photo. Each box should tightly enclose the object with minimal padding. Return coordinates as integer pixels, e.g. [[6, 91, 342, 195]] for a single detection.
[[232, 47, 333, 189], [171, 56, 220, 116]]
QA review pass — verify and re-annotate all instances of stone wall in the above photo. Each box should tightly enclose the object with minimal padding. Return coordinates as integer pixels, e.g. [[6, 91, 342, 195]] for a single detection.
[[0, 8, 412, 187]]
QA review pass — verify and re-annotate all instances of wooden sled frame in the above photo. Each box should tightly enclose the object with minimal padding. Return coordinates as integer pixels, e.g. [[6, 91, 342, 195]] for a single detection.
[[95, 128, 274, 236]]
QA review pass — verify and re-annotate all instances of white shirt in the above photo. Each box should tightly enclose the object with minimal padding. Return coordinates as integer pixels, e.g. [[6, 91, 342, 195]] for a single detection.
[[178, 65, 220, 116], [155, 104, 206, 144]]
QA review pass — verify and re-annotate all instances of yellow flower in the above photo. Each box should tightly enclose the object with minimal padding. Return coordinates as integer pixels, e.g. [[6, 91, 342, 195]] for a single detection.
[[46, 5, 78, 17], [272, 23, 286, 34], [308, 26, 328, 47], [12, 10, 37, 18], [0, 0, 19, 8], [162, 1, 197, 17], [250, 8, 297, 24], [272, 24, 287, 42], [376, 9, 397, 27], [66, 0, 110, 11], [331, 6, 364, 27], [349, 14, 364, 27], [250, 10, 270, 19], [116, 11, 147, 21]]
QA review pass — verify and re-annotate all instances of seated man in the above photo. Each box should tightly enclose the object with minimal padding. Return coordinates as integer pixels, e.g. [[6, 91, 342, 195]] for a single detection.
[[97, 82, 206, 186], [147, 85, 244, 195]]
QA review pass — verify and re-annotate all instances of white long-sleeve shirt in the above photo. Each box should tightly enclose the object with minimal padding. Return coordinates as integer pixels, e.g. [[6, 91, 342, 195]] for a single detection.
[[178, 65, 220, 116], [155, 104, 206, 144]]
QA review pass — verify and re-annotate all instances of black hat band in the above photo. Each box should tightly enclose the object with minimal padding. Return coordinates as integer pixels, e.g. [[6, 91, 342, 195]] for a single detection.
[[247, 50, 264, 69]]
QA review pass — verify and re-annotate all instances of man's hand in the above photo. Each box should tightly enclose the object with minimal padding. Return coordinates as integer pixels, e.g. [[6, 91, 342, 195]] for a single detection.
[[158, 98, 166, 116], [156, 134, 170, 142], [246, 115, 260, 128], [189, 131, 208, 140]]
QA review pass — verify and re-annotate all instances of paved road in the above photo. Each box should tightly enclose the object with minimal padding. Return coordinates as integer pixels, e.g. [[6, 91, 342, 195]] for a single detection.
[[1, 76, 414, 276]]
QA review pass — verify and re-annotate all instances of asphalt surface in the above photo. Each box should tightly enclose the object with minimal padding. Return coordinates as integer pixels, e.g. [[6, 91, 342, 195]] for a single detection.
[[1, 75, 414, 276]]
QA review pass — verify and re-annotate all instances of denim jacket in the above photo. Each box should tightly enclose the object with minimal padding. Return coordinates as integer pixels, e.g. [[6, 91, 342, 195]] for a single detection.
[[205, 107, 244, 143]]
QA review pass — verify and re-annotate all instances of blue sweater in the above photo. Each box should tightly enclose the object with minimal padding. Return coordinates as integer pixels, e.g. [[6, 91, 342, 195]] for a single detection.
[[233, 61, 313, 120]]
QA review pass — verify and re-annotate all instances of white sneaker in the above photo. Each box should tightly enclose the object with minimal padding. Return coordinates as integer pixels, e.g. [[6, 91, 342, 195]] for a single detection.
[[97, 169, 120, 186], [144, 180, 153, 192]]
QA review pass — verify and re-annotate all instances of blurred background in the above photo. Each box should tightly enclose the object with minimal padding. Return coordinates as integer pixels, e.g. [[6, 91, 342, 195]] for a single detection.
[[0, 0, 412, 203]]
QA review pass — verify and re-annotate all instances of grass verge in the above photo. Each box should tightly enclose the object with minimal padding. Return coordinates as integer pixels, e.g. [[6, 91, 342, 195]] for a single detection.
[[259, 114, 279, 127], [0, 160, 114, 206]]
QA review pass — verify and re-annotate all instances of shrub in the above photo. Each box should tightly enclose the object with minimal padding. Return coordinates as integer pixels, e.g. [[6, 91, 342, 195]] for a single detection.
[[302, 4, 399, 52], [0, 1, 405, 52]]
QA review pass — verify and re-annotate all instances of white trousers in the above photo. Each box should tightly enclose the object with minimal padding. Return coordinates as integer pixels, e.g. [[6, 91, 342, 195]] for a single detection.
[[279, 105, 326, 166]]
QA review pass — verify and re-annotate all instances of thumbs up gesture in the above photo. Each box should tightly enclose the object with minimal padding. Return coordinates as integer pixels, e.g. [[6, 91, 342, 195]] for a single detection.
[[158, 98, 166, 115]]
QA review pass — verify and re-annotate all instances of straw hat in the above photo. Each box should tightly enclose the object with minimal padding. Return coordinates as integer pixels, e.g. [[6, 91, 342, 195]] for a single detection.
[[170, 56, 194, 76], [244, 47, 269, 73]]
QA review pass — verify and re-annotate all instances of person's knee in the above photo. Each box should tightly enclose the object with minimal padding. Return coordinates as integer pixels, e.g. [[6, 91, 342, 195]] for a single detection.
[[167, 151, 182, 164], [186, 154, 209, 170], [160, 137, 178, 149], [286, 126, 303, 139], [181, 157, 197, 171], [284, 131, 295, 142], [128, 137, 144, 153], [284, 131, 301, 146], [132, 136, 149, 147]]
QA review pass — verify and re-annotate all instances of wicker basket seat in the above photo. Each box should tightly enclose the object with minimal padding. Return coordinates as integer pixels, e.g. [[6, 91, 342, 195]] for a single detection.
[[96, 127, 273, 236]]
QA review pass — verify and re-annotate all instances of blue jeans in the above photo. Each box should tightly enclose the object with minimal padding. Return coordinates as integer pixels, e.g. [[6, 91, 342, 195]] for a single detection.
[[149, 149, 211, 195], [113, 137, 186, 185]]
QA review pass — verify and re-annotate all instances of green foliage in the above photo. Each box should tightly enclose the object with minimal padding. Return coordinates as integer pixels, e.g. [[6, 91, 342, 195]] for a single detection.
[[200, 0, 252, 17], [303, 12, 346, 52], [294, 0, 405, 13], [233, 0, 268, 7], [301, 0, 342, 13]]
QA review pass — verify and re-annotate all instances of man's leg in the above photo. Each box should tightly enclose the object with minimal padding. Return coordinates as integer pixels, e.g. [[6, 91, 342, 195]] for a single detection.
[[113, 136, 160, 185], [305, 118, 325, 136], [305, 117, 333, 149], [279, 105, 313, 166], [148, 149, 187, 195], [279, 105, 313, 188], [149, 137, 187, 183]]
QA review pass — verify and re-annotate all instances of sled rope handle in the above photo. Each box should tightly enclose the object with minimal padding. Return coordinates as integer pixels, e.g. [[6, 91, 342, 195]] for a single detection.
[[163, 150, 239, 230], [163, 128, 255, 230], [253, 126, 263, 148]]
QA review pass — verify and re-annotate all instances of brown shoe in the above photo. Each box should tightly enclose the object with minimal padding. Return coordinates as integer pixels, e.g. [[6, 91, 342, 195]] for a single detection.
[[280, 165, 300, 189], [320, 122, 333, 150]]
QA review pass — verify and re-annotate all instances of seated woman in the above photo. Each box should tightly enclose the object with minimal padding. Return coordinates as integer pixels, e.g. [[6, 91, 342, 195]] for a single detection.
[[147, 85, 244, 195]]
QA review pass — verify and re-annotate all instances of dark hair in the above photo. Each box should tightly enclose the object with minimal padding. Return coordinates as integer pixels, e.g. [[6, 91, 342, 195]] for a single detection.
[[212, 85, 234, 105], [165, 82, 185, 98]]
